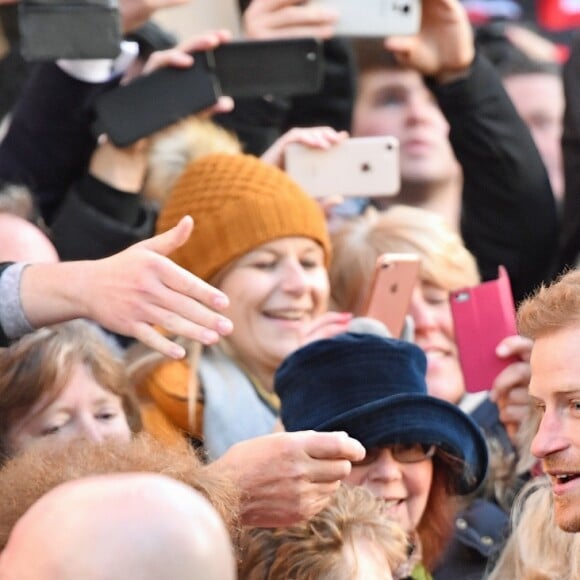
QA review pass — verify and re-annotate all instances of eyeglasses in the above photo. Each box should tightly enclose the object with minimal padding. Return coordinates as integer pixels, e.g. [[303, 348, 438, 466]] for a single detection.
[[353, 443, 436, 466]]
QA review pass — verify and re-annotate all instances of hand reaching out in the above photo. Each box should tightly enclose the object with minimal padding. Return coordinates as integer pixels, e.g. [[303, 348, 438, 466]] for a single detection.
[[20, 217, 234, 359]]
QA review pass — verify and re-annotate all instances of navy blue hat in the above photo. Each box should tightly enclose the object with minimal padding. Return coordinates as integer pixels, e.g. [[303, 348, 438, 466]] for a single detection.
[[275, 333, 488, 495]]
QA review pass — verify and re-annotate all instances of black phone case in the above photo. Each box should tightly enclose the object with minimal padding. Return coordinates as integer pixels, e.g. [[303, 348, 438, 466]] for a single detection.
[[92, 53, 220, 148], [18, 0, 122, 61], [92, 37, 324, 147], [212, 37, 324, 98]]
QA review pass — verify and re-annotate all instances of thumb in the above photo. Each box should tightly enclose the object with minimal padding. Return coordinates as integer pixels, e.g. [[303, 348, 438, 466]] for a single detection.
[[141, 215, 194, 256]]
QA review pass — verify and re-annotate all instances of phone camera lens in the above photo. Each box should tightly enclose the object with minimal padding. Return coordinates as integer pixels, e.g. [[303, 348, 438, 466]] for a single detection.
[[361, 163, 371, 172]]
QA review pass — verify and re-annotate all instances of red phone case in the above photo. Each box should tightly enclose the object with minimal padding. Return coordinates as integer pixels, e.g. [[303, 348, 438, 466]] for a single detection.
[[450, 266, 518, 393]]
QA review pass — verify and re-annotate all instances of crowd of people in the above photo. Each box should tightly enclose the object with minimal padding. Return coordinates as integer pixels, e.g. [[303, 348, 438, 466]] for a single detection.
[[0, 0, 578, 578]]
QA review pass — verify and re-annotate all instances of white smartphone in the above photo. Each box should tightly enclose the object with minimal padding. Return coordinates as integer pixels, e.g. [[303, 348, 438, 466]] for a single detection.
[[309, 0, 421, 37], [285, 136, 400, 198]]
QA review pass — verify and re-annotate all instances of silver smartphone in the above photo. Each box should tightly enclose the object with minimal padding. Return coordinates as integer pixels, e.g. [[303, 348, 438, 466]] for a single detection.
[[309, 0, 421, 37], [285, 136, 400, 198]]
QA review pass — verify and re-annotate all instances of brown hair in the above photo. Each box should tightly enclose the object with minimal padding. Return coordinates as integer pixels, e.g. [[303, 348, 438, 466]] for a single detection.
[[0, 320, 142, 462], [417, 452, 462, 571], [517, 269, 580, 340], [0, 433, 240, 550], [238, 485, 408, 580], [330, 205, 480, 313]]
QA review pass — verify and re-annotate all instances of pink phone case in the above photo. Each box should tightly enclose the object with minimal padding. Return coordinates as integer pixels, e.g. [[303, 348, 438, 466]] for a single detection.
[[450, 266, 518, 393]]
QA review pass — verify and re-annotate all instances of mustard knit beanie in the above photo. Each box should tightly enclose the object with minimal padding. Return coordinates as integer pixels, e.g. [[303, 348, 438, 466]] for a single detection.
[[156, 153, 331, 281]]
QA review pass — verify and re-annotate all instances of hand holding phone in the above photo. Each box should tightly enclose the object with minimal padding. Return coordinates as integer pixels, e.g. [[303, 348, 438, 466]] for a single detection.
[[363, 253, 420, 337], [93, 37, 324, 147], [284, 136, 400, 198], [450, 266, 518, 393]]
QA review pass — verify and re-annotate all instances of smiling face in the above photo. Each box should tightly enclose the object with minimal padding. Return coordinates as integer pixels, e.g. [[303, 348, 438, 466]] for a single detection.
[[344, 447, 433, 533], [6, 364, 131, 455], [217, 237, 329, 389], [409, 281, 465, 405], [353, 68, 459, 187], [529, 325, 580, 532]]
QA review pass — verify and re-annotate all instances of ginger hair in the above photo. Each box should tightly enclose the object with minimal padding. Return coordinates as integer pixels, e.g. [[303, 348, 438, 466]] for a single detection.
[[0, 433, 240, 550], [517, 269, 580, 340]]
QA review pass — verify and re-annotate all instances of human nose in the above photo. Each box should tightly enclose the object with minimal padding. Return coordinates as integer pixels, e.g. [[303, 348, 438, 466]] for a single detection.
[[531, 410, 570, 459], [77, 416, 105, 444], [405, 94, 432, 126], [368, 448, 403, 482], [280, 260, 308, 295], [409, 291, 436, 332]]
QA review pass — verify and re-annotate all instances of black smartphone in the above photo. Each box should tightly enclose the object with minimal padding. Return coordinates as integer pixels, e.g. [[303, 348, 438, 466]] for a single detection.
[[18, 0, 122, 61], [212, 37, 323, 98], [92, 53, 220, 148], [92, 37, 324, 147]]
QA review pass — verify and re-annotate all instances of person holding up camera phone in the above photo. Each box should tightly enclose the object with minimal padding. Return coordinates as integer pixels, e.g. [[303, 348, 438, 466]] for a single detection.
[[352, 0, 557, 306]]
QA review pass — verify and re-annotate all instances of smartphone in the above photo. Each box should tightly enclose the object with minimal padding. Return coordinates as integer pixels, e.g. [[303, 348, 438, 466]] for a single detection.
[[212, 37, 323, 98], [92, 52, 220, 148], [450, 266, 518, 393], [363, 253, 420, 337], [18, 0, 122, 61], [285, 136, 400, 198], [309, 0, 421, 37], [93, 37, 324, 147]]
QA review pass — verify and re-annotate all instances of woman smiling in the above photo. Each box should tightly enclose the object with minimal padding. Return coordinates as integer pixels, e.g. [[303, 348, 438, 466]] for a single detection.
[[129, 153, 350, 459]]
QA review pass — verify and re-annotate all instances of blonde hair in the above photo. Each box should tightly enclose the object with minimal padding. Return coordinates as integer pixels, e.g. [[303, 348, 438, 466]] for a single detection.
[[238, 485, 408, 580], [487, 477, 580, 579], [144, 117, 242, 205], [518, 269, 580, 340], [330, 205, 480, 313]]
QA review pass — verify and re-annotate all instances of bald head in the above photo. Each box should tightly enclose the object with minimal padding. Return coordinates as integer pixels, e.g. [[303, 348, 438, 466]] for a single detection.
[[0, 473, 236, 580], [0, 214, 58, 262]]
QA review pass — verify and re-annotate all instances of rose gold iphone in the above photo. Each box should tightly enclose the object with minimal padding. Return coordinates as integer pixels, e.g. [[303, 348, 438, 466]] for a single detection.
[[363, 253, 420, 337]]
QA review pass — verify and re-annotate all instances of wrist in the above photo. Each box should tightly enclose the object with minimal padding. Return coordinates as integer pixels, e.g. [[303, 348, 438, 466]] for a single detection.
[[434, 59, 474, 85]]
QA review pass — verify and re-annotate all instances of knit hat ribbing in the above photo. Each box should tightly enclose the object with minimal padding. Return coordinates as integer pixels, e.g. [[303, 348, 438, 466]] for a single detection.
[[156, 153, 331, 281]]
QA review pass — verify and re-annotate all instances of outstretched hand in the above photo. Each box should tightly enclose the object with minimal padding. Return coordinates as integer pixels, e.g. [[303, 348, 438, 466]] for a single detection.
[[20, 217, 233, 359]]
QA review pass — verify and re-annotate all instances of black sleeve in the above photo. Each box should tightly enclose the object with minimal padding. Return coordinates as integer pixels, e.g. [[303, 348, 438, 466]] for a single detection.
[[559, 35, 580, 271], [50, 175, 156, 261], [0, 63, 119, 223], [429, 53, 559, 304]]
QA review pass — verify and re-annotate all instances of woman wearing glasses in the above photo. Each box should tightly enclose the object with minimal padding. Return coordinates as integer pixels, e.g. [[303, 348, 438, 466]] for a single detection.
[[275, 331, 488, 580]]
